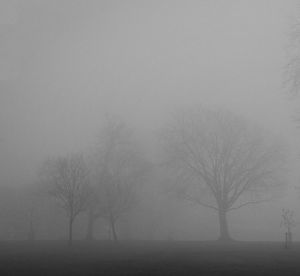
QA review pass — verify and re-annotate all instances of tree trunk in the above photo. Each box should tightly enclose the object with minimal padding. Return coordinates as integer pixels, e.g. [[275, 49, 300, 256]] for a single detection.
[[68, 217, 73, 246], [110, 219, 118, 242], [86, 210, 95, 241], [217, 208, 231, 241], [28, 219, 35, 241]]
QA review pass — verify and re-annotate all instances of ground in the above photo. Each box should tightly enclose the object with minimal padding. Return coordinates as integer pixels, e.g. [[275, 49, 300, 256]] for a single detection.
[[0, 240, 299, 275]]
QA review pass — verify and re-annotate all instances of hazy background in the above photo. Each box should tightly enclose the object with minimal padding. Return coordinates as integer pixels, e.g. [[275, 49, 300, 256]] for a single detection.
[[0, 0, 300, 241]]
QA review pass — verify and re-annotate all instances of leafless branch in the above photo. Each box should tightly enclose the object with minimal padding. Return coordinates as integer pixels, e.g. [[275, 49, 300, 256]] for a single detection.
[[228, 199, 271, 211]]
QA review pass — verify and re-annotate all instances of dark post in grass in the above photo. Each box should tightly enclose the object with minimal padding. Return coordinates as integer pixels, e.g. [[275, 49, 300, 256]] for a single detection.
[[281, 209, 296, 249]]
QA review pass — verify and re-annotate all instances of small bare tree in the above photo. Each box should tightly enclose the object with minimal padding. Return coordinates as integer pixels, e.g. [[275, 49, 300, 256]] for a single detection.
[[19, 185, 43, 241], [39, 154, 90, 245], [281, 208, 296, 249], [162, 107, 287, 241], [87, 116, 150, 241], [96, 169, 137, 241]]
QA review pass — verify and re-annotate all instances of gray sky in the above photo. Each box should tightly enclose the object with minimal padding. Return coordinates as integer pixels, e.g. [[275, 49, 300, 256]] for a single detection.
[[0, 0, 298, 191]]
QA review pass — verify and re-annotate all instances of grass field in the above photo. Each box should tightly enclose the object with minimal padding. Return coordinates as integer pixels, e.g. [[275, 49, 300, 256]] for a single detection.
[[0, 240, 299, 275]]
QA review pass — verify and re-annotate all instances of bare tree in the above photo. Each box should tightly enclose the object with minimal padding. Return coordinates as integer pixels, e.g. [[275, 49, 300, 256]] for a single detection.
[[39, 154, 90, 245], [281, 208, 296, 249], [95, 169, 137, 241], [285, 18, 300, 97], [0, 185, 42, 241], [18, 185, 43, 241], [87, 117, 150, 241], [162, 107, 286, 241]]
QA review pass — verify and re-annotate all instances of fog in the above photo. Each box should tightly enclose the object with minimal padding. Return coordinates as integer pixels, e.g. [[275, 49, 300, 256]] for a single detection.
[[0, 0, 300, 247]]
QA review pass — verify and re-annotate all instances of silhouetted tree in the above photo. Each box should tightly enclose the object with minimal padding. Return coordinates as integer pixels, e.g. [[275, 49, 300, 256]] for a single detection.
[[285, 18, 300, 96], [162, 107, 286, 241], [39, 154, 90, 245], [87, 116, 150, 241], [19, 185, 43, 241], [281, 208, 296, 249]]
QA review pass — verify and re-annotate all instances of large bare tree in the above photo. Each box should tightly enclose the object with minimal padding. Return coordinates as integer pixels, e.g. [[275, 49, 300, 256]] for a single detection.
[[162, 107, 286, 241], [39, 154, 90, 245]]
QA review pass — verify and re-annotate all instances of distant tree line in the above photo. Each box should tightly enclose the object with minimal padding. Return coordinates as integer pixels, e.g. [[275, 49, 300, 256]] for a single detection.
[[0, 107, 288, 244]]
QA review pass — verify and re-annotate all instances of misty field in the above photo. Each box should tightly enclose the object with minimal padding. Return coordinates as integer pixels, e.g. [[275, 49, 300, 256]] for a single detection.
[[0, 241, 299, 275]]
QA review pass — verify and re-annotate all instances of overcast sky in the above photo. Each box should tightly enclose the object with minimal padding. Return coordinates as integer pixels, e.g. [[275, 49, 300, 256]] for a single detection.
[[0, 0, 298, 190]]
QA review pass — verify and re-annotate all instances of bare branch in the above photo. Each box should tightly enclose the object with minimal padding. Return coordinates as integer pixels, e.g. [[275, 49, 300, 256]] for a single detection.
[[182, 193, 218, 211], [228, 199, 271, 211]]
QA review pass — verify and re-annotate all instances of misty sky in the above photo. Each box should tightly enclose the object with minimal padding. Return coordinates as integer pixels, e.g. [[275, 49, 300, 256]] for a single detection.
[[0, 0, 299, 194]]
